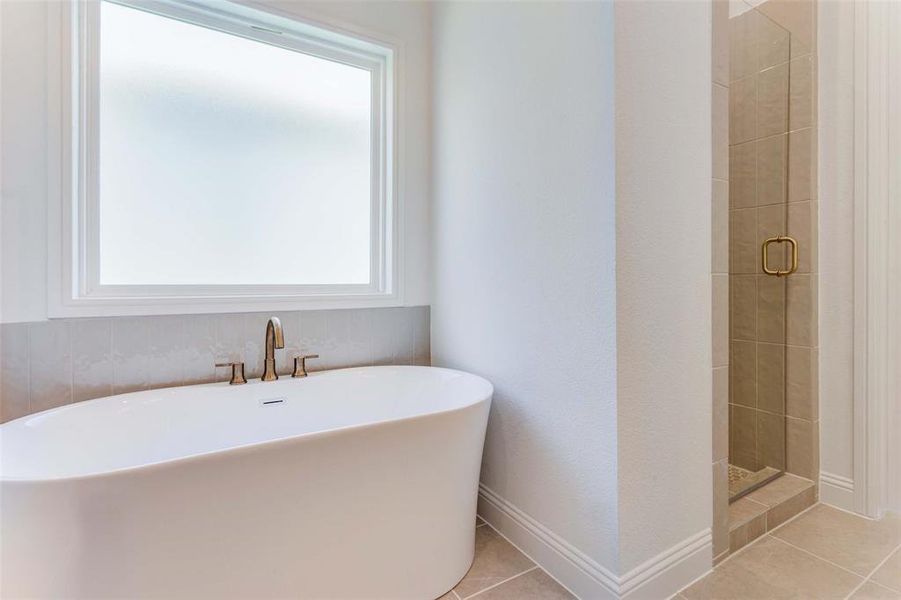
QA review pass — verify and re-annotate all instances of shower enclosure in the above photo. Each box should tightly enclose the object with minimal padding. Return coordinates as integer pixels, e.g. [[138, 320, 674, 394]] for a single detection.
[[727, 3, 807, 500]]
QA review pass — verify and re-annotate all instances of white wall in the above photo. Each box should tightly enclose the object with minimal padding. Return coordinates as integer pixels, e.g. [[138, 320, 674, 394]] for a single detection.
[[817, 0, 855, 488], [431, 0, 620, 575], [614, 0, 712, 575], [431, 1, 712, 593], [0, 0, 431, 323]]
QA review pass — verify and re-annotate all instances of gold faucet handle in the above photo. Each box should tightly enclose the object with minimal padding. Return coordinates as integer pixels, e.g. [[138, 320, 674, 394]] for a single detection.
[[292, 354, 319, 378], [215, 361, 247, 385]]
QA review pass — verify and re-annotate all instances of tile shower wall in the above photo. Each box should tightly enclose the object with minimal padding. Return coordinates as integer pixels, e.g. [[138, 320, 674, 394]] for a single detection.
[[711, 0, 731, 564], [726, 0, 818, 483], [0, 307, 430, 423]]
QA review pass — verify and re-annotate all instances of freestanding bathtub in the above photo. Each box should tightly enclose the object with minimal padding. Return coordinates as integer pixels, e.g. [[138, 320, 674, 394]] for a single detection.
[[0, 366, 492, 599]]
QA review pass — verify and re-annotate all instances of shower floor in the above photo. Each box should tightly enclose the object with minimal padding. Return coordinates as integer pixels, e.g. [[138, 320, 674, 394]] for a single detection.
[[728, 464, 781, 498]]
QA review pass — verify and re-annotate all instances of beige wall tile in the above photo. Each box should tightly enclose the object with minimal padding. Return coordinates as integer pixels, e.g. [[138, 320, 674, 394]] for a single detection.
[[730, 9, 757, 82], [786, 345, 817, 420], [757, 11, 790, 70], [714, 84, 730, 181], [790, 55, 814, 130], [786, 416, 817, 480], [713, 275, 730, 367], [713, 0, 730, 86], [29, 321, 73, 413], [757, 63, 789, 138], [730, 141, 757, 208], [72, 319, 114, 403], [787, 201, 813, 273], [713, 180, 730, 273], [731, 208, 758, 273], [731, 340, 757, 408], [758, 204, 787, 270], [756, 134, 787, 206], [757, 410, 786, 470], [730, 75, 758, 144], [789, 128, 814, 203], [0, 324, 30, 423], [757, 342, 784, 414], [731, 275, 757, 340], [713, 459, 730, 558], [731, 404, 759, 470], [761, 0, 814, 58], [786, 274, 815, 346], [757, 275, 786, 344], [714, 367, 730, 462]]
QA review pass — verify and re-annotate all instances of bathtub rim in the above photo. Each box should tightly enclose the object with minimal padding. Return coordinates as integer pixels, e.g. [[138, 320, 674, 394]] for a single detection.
[[0, 365, 493, 484]]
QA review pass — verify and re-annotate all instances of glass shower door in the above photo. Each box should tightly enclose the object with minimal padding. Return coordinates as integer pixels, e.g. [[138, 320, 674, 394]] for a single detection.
[[727, 5, 793, 500]]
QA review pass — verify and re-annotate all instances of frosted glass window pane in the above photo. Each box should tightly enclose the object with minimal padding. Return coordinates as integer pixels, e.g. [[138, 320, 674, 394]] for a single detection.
[[98, 1, 372, 286]]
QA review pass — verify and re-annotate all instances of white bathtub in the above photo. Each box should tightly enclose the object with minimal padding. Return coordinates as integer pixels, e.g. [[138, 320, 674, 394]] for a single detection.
[[0, 366, 492, 599]]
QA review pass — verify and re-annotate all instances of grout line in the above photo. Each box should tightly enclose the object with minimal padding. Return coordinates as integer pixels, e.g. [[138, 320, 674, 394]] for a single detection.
[[461, 566, 539, 600], [764, 501, 819, 537], [843, 541, 901, 600], [677, 500, 821, 596], [818, 501, 882, 522], [474, 519, 579, 599], [859, 580, 901, 597], [475, 521, 487, 528], [712, 501, 820, 571], [769, 535, 863, 579], [451, 589, 462, 600]]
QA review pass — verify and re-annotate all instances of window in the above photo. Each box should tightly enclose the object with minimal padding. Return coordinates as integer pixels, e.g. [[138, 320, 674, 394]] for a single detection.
[[50, 0, 397, 316]]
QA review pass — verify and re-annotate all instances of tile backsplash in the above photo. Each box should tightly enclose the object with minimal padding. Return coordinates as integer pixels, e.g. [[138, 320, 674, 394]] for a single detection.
[[0, 306, 430, 423]]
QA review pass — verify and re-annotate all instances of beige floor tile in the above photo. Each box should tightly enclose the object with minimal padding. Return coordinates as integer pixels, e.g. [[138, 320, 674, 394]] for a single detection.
[[850, 582, 901, 600], [437, 591, 458, 600], [772, 505, 901, 576], [872, 547, 901, 592], [682, 535, 861, 600], [453, 526, 535, 598], [470, 568, 574, 600], [745, 473, 813, 508], [476, 516, 485, 527]]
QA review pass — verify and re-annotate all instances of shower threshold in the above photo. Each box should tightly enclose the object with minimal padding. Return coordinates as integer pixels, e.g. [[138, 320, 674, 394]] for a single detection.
[[728, 464, 782, 501]]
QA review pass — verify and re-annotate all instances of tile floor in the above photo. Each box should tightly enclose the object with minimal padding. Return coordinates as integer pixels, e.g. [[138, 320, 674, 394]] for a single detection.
[[681, 504, 901, 600], [438, 518, 575, 600], [452, 505, 900, 600]]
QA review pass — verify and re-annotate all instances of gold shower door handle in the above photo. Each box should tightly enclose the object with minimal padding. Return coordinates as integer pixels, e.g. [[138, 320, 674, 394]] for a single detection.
[[761, 236, 799, 277]]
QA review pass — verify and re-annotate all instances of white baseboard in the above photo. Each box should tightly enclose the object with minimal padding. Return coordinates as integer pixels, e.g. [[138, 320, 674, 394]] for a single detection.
[[619, 529, 711, 600], [820, 472, 855, 512], [477, 484, 711, 600]]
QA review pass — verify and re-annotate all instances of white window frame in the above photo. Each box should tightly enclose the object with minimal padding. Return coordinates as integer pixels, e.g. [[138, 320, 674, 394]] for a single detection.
[[47, 0, 400, 317]]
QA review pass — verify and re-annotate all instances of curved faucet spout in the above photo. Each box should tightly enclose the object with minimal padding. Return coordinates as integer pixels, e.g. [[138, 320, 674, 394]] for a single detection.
[[262, 317, 285, 381]]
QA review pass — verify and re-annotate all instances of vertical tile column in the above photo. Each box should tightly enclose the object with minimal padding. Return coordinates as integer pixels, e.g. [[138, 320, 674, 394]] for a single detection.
[[711, 0, 731, 565]]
